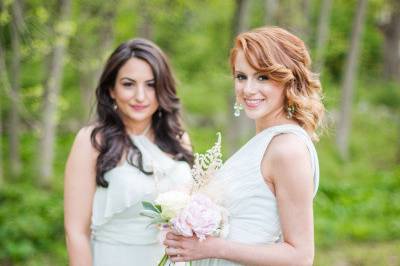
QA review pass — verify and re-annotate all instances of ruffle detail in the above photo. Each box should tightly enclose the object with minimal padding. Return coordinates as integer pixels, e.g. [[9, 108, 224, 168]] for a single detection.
[[91, 135, 192, 228], [91, 165, 154, 227]]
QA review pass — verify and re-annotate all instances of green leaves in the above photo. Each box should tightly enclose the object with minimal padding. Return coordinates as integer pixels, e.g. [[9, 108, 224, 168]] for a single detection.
[[140, 201, 168, 228], [142, 201, 162, 213], [140, 209, 160, 219]]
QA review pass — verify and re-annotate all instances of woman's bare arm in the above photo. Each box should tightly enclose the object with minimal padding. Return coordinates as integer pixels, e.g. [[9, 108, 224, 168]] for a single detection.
[[165, 133, 315, 266], [64, 127, 98, 266]]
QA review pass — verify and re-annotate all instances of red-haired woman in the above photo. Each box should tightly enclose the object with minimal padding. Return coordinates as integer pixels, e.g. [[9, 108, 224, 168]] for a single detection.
[[165, 26, 324, 266]]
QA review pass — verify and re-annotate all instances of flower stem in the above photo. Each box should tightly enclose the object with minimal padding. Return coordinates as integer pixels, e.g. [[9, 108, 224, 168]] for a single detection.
[[158, 253, 169, 266]]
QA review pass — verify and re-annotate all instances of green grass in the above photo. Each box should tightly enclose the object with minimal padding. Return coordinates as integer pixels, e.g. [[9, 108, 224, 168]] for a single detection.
[[315, 241, 400, 266]]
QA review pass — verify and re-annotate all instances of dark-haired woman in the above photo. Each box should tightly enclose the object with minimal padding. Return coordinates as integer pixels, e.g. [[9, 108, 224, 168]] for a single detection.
[[64, 39, 193, 266]]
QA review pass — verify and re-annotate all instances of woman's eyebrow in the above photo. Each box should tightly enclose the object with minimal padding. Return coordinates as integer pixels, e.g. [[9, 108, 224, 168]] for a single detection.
[[120, 77, 135, 82]]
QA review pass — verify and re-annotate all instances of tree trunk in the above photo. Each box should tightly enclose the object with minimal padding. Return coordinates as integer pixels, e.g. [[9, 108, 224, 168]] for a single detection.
[[232, 0, 251, 38], [0, 41, 6, 186], [313, 0, 333, 73], [227, 0, 253, 154], [9, 0, 24, 178], [78, 5, 116, 125], [137, 0, 153, 39], [39, 0, 71, 186], [0, 102, 2, 186], [377, 1, 400, 162], [336, 0, 368, 160], [264, 0, 278, 26], [379, 1, 400, 82], [301, 0, 312, 45], [396, 113, 400, 164], [275, 0, 310, 43]]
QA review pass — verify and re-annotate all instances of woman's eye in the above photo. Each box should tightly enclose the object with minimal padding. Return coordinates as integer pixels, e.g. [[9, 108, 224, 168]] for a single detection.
[[235, 74, 246, 80], [122, 82, 133, 87], [147, 82, 155, 88], [258, 75, 269, 81]]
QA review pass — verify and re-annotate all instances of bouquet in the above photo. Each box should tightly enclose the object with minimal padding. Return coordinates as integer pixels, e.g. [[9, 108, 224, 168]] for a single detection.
[[140, 133, 228, 266]]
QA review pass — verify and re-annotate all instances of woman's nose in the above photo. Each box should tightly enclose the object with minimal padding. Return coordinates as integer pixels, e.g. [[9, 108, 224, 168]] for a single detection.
[[134, 85, 146, 102], [243, 78, 256, 95]]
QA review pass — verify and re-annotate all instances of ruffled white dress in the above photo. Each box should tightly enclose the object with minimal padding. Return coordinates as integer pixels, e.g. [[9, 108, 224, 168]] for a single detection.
[[91, 135, 192, 266], [193, 124, 320, 266]]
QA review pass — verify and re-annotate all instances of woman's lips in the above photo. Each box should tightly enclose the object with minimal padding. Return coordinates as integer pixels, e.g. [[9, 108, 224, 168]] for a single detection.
[[131, 104, 149, 111], [244, 98, 264, 109]]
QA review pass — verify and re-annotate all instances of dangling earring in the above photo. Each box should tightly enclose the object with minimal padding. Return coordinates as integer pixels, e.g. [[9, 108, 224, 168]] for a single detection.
[[233, 102, 243, 117], [287, 105, 295, 119], [158, 109, 162, 118], [113, 103, 118, 110]]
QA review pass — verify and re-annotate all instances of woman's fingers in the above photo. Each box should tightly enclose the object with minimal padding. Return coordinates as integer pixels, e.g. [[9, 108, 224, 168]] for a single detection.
[[163, 239, 182, 249], [169, 254, 189, 262], [166, 231, 182, 240], [165, 247, 183, 256]]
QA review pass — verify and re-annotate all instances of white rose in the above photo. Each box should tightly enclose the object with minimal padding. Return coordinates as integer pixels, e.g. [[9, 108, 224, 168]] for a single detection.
[[155, 190, 190, 220]]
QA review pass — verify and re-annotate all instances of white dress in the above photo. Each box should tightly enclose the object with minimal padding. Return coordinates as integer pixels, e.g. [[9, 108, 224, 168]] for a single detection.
[[193, 124, 319, 266], [91, 135, 192, 266]]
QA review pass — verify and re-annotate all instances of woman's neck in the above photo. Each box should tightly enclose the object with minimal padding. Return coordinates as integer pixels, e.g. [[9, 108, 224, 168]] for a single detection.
[[124, 118, 153, 136]]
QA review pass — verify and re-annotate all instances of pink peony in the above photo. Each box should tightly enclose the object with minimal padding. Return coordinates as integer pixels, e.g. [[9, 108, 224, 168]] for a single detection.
[[171, 193, 222, 240], [171, 210, 193, 237]]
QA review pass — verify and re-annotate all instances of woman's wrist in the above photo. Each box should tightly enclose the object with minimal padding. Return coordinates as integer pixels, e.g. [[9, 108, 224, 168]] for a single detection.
[[207, 236, 228, 259]]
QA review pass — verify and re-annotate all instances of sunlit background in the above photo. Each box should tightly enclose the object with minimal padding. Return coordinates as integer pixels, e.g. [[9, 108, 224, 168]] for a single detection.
[[0, 0, 399, 265]]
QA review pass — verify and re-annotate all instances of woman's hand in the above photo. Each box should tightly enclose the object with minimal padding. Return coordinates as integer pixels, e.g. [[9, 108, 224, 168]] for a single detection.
[[163, 232, 223, 262]]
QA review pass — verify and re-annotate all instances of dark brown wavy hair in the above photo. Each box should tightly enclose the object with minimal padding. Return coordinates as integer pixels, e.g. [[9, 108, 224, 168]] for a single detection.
[[91, 38, 194, 187]]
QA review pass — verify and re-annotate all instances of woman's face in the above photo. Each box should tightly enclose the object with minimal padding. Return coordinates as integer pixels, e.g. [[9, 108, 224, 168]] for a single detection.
[[233, 49, 286, 122], [110, 57, 159, 127]]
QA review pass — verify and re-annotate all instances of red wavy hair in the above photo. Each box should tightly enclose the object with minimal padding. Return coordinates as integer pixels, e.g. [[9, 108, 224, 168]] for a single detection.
[[230, 26, 325, 141]]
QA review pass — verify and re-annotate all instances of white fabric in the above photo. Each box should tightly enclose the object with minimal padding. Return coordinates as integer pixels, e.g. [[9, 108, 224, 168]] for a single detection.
[[91, 135, 192, 265], [193, 124, 319, 266]]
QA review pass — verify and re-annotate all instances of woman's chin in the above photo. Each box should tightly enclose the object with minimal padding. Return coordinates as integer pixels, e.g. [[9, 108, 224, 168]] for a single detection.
[[243, 109, 265, 120], [124, 113, 153, 124]]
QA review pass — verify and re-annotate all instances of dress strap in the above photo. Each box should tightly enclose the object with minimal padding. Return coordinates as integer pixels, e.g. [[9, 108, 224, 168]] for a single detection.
[[254, 124, 320, 197]]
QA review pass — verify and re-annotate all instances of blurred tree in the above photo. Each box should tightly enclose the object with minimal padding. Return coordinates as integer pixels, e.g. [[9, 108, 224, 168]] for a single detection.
[[9, 0, 23, 178], [228, 0, 253, 153], [336, 0, 368, 160], [70, 0, 117, 125], [378, 0, 400, 82], [0, 120, 2, 185], [263, 0, 278, 25], [378, 0, 400, 162], [232, 0, 251, 36], [137, 0, 153, 39], [0, 40, 5, 186], [39, 0, 72, 186], [301, 0, 311, 44], [0, 1, 8, 186], [313, 0, 333, 73], [275, 0, 311, 45]]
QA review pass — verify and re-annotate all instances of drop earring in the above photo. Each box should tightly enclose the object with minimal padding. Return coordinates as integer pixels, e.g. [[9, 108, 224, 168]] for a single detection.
[[113, 103, 118, 110], [234, 102, 243, 117], [287, 105, 295, 119]]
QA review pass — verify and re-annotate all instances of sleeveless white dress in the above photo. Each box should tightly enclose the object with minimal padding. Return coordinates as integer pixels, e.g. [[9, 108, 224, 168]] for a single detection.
[[193, 124, 319, 266], [91, 135, 192, 266]]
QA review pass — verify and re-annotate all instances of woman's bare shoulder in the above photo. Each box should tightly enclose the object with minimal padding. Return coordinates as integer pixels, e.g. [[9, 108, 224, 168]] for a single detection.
[[267, 133, 309, 163], [71, 125, 100, 157]]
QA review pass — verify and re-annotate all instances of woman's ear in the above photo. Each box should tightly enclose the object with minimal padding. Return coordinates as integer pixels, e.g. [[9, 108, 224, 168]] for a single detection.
[[109, 88, 115, 100]]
